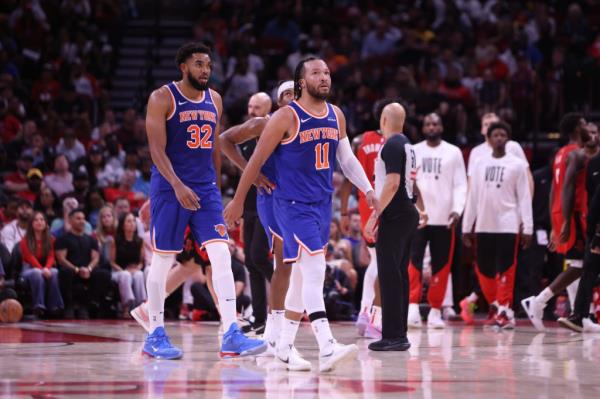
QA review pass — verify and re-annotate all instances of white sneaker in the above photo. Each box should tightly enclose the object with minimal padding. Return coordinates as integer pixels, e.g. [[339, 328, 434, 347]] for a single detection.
[[521, 296, 545, 332], [130, 302, 150, 333], [442, 306, 457, 320], [319, 342, 358, 373], [277, 345, 311, 372], [407, 303, 422, 329], [427, 308, 446, 329], [582, 318, 600, 333]]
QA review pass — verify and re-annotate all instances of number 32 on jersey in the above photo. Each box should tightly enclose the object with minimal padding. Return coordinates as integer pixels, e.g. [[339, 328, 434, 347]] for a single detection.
[[186, 124, 212, 149]]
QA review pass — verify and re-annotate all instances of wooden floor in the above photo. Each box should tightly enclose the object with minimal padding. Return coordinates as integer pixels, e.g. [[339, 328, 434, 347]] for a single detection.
[[0, 320, 599, 398]]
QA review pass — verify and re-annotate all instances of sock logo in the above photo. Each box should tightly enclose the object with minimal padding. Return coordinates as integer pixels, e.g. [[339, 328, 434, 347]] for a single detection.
[[215, 224, 228, 237]]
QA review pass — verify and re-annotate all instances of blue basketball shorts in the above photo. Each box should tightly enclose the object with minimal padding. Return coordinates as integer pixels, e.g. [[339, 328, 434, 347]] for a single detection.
[[256, 193, 283, 252], [150, 183, 229, 253], [273, 196, 332, 263]]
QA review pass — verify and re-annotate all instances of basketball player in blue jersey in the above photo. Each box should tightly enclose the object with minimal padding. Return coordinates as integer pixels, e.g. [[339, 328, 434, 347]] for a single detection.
[[224, 58, 376, 372], [220, 82, 296, 355], [143, 42, 265, 359]]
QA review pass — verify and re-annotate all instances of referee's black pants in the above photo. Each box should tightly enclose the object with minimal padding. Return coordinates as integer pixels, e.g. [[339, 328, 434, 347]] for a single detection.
[[376, 210, 419, 339], [573, 243, 600, 317], [243, 212, 273, 325]]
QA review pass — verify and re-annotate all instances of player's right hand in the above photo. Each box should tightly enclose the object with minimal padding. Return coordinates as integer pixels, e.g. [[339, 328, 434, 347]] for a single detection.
[[224, 199, 243, 229], [174, 182, 200, 210], [254, 173, 276, 195]]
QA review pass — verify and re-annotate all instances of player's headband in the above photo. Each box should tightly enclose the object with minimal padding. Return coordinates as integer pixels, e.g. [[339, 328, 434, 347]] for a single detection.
[[277, 81, 294, 100]]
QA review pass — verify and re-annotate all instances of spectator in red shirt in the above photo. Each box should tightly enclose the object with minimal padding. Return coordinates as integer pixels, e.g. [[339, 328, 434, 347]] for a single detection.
[[19, 211, 63, 316], [4, 154, 32, 194], [103, 170, 146, 211]]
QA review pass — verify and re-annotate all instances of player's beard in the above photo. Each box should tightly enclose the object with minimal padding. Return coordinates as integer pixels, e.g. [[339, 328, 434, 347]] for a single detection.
[[187, 72, 209, 91], [425, 132, 442, 142], [305, 82, 330, 100]]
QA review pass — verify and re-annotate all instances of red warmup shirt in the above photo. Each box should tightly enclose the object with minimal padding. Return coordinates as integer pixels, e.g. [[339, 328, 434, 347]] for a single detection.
[[550, 143, 588, 254], [20, 236, 56, 269]]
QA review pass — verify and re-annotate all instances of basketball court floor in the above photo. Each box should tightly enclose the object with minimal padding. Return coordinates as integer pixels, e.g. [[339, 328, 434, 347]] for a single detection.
[[0, 320, 599, 398]]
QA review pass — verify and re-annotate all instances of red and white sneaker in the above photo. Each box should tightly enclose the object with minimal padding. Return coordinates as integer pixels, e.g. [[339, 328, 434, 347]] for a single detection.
[[483, 304, 499, 328], [495, 308, 516, 330], [131, 302, 150, 333]]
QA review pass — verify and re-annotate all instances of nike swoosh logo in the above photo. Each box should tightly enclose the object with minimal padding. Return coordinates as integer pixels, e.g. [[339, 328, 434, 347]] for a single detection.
[[178, 101, 188, 106], [225, 298, 236, 302], [300, 117, 312, 123]]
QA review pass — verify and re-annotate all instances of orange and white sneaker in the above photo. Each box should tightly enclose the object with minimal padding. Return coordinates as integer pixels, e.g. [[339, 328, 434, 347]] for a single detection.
[[131, 302, 150, 333], [460, 297, 476, 325]]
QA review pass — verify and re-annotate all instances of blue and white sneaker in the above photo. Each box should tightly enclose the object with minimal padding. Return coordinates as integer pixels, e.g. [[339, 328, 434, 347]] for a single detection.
[[220, 322, 268, 359], [142, 327, 183, 360]]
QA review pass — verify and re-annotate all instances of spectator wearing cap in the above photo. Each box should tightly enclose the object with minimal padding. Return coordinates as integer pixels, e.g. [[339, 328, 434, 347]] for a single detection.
[[50, 197, 92, 237], [19, 168, 44, 203], [44, 154, 73, 197], [55, 128, 85, 163], [55, 208, 111, 319], [1, 199, 32, 253], [4, 154, 33, 194], [19, 211, 63, 317]]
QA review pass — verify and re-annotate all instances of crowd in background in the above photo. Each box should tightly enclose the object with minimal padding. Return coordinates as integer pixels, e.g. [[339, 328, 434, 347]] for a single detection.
[[1, 0, 600, 321]]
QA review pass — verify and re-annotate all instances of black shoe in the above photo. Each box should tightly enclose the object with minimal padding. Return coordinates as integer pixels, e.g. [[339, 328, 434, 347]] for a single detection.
[[368, 337, 411, 351], [558, 314, 583, 333], [241, 322, 266, 336]]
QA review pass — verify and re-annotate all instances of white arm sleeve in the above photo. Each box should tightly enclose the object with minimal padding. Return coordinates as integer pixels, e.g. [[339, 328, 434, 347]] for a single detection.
[[452, 148, 468, 216], [516, 164, 534, 235], [336, 137, 373, 195]]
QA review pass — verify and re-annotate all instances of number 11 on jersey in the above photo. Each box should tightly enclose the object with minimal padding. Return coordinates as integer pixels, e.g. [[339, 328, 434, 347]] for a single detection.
[[315, 142, 330, 170]]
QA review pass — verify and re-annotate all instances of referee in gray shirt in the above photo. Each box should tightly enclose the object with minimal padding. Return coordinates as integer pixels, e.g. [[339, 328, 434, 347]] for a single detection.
[[365, 102, 427, 351]]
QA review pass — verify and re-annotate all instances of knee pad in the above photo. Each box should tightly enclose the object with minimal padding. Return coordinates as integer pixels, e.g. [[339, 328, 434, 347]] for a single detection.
[[285, 263, 304, 313], [298, 252, 326, 315], [205, 242, 232, 280]]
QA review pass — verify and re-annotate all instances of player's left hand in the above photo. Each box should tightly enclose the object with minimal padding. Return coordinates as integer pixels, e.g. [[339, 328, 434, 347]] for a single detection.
[[365, 190, 379, 214], [224, 199, 243, 229], [254, 173, 275, 195], [363, 213, 378, 243], [559, 221, 570, 244], [521, 234, 533, 249], [447, 212, 460, 229]]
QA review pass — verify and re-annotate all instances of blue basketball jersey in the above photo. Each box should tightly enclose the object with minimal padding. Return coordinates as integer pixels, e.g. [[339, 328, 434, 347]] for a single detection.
[[273, 101, 340, 202], [151, 82, 219, 192]]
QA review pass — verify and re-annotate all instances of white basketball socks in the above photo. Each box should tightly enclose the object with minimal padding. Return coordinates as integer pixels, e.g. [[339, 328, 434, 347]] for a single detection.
[[146, 252, 175, 333], [205, 242, 237, 330]]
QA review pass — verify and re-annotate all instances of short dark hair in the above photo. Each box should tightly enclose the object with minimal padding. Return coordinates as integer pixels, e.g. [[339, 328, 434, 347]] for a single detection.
[[372, 98, 397, 122], [486, 121, 512, 138], [559, 112, 583, 140], [293, 57, 319, 99], [175, 42, 211, 67], [68, 208, 85, 218]]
